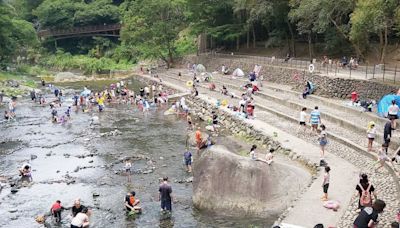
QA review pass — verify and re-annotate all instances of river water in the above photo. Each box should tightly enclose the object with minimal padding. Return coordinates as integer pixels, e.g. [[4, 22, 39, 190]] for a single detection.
[[0, 77, 276, 228]]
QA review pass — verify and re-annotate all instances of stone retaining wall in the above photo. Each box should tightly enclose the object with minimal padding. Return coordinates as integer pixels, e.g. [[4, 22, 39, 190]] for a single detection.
[[184, 55, 398, 100]]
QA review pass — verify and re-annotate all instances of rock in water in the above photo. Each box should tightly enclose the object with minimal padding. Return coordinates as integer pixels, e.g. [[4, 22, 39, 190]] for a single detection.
[[192, 145, 310, 217]]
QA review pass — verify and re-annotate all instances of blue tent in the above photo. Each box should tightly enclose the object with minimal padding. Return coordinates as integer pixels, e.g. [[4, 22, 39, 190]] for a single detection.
[[377, 94, 400, 117]]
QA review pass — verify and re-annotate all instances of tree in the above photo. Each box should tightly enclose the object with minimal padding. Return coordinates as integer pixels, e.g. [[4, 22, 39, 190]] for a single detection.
[[289, 0, 360, 59], [350, 0, 398, 63], [121, 0, 188, 68], [0, 1, 38, 63]]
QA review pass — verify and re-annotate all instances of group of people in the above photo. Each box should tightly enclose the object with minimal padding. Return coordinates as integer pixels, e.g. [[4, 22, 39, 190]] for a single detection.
[[46, 198, 90, 227], [249, 145, 274, 165]]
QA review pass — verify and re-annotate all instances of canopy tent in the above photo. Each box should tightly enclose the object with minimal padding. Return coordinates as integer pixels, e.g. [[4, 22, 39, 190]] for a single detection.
[[232, 68, 245, 77], [377, 94, 400, 117], [195, 64, 206, 73]]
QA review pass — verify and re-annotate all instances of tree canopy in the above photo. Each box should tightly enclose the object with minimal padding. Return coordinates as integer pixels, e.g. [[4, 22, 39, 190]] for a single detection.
[[3, 0, 400, 66]]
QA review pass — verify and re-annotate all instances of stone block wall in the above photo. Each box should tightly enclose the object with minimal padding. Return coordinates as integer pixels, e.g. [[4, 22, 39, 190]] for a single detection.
[[184, 55, 398, 101]]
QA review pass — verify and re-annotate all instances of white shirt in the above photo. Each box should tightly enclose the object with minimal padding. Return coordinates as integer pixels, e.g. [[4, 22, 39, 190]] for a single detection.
[[299, 111, 307, 122], [250, 151, 256, 160], [388, 104, 399, 115], [71, 213, 88, 227], [144, 87, 150, 93], [180, 97, 186, 107], [367, 127, 376, 139]]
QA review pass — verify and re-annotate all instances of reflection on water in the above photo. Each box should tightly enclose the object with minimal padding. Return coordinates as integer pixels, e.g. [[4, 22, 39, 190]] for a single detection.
[[0, 78, 275, 228]]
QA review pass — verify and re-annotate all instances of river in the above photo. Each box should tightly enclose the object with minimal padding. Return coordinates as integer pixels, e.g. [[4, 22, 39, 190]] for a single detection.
[[0, 77, 275, 227]]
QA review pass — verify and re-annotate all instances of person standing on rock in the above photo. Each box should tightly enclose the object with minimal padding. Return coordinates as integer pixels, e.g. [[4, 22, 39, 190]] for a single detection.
[[159, 177, 173, 212], [321, 166, 330, 201], [353, 199, 386, 228], [195, 127, 203, 154], [318, 125, 328, 159], [310, 106, 321, 134]]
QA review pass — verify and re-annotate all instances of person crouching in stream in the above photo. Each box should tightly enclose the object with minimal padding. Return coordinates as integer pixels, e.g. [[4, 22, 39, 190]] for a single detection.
[[125, 191, 141, 214]]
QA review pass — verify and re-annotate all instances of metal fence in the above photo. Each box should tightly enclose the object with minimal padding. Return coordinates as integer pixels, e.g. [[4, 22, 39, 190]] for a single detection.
[[200, 52, 400, 83]]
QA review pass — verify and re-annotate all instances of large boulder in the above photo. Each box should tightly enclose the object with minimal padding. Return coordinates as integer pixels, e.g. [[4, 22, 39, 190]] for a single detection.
[[192, 145, 310, 217]]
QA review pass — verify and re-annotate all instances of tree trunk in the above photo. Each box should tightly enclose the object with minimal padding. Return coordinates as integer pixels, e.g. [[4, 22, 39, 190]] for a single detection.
[[286, 20, 295, 57], [236, 36, 240, 51], [246, 30, 250, 49], [252, 25, 256, 48], [308, 32, 312, 61], [380, 24, 388, 63], [379, 30, 384, 63]]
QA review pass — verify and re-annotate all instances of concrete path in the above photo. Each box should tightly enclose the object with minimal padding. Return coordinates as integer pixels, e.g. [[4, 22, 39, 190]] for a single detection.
[[138, 73, 360, 227]]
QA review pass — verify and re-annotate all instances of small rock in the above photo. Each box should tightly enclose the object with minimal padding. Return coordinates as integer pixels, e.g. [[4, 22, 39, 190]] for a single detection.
[[93, 193, 100, 197], [9, 209, 18, 213], [30, 155, 37, 160], [88, 160, 94, 163]]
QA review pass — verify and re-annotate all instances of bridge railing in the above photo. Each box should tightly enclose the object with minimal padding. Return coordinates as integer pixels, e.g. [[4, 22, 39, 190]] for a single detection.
[[38, 24, 122, 38]]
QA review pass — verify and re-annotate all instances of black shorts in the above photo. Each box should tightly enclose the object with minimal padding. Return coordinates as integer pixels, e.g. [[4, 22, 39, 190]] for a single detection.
[[323, 183, 329, 193], [161, 200, 172, 211], [299, 121, 306, 126]]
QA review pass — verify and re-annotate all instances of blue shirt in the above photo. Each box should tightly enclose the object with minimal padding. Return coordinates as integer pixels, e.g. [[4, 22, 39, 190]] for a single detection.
[[184, 151, 192, 161], [310, 110, 320, 124]]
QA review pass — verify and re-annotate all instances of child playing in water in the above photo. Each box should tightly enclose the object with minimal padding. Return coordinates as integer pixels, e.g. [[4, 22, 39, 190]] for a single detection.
[[50, 200, 62, 223], [125, 159, 132, 182], [184, 150, 192, 173]]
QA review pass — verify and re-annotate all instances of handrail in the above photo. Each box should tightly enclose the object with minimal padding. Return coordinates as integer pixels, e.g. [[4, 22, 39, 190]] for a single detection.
[[37, 24, 122, 38]]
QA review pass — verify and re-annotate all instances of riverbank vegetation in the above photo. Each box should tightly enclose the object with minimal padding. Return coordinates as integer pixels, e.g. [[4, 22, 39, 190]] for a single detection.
[[2, 0, 400, 71]]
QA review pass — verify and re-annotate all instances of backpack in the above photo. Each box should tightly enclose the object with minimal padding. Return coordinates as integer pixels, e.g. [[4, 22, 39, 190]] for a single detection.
[[359, 183, 372, 207]]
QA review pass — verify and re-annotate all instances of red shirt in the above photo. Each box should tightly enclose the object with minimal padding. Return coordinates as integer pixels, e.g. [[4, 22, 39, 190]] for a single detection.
[[51, 202, 61, 212]]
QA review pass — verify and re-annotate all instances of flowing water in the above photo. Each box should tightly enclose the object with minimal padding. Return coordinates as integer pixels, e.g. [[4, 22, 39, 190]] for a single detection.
[[0, 77, 275, 227]]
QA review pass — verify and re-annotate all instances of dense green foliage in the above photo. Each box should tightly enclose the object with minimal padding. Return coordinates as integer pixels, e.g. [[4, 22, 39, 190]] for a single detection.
[[40, 51, 132, 74], [3, 0, 400, 69], [0, 1, 38, 64]]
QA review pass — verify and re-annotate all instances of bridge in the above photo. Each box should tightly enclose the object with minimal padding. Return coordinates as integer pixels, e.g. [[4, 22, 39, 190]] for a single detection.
[[37, 24, 122, 40]]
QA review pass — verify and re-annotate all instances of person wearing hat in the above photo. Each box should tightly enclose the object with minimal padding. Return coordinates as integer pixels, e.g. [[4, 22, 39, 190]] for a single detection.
[[125, 191, 141, 213], [367, 121, 377, 152]]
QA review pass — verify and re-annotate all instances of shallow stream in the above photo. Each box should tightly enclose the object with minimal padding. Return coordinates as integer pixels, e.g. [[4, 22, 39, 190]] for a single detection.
[[0, 78, 276, 227]]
